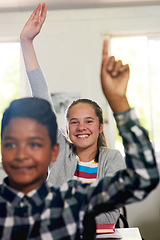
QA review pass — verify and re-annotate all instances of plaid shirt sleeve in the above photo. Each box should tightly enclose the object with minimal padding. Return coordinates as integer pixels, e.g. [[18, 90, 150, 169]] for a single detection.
[[80, 108, 159, 215], [114, 108, 159, 190]]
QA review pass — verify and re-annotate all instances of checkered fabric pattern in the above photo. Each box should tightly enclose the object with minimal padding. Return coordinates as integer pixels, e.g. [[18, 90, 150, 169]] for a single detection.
[[0, 109, 159, 240]]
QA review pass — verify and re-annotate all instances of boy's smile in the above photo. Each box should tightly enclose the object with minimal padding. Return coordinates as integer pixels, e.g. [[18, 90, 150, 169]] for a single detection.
[[1, 118, 59, 194]]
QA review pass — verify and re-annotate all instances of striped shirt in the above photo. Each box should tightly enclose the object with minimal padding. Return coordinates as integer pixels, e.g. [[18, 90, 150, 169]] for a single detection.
[[73, 157, 98, 184]]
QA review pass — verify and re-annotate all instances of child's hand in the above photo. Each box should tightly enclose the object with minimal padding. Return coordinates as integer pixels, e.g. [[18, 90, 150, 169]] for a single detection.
[[20, 3, 47, 42], [101, 40, 130, 113]]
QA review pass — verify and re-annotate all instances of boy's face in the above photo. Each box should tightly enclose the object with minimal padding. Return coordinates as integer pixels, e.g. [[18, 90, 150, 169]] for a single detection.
[[1, 118, 59, 194]]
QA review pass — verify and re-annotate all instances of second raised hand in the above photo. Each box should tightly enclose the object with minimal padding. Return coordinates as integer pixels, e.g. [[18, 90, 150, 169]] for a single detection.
[[101, 40, 130, 113], [20, 3, 47, 42], [20, 3, 47, 71]]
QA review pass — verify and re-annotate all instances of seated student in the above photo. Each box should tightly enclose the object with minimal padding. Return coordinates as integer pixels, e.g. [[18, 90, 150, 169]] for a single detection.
[[0, 41, 159, 239], [20, 3, 126, 225]]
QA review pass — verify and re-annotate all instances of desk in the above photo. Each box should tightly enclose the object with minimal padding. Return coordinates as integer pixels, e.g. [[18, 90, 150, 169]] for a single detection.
[[96, 228, 142, 240]]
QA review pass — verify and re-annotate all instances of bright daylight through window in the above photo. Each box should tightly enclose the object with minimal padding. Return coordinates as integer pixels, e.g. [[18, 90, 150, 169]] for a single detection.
[[110, 35, 160, 162], [0, 41, 20, 161]]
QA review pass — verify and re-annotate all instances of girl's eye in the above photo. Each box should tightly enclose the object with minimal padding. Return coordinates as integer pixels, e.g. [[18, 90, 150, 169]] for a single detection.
[[70, 121, 78, 125]]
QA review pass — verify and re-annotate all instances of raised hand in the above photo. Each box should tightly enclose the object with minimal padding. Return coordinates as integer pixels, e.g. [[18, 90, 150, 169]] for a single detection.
[[100, 40, 130, 113], [20, 3, 47, 42], [20, 3, 47, 71]]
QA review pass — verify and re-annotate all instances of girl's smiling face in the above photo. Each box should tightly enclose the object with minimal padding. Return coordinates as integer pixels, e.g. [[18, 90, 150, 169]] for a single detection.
[[1, 118, 59, 194], [67, 103, 103, 153]]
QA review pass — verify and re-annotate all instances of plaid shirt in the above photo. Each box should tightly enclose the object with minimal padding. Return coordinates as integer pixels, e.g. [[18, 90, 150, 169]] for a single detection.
[[0, 109, 159, 240]]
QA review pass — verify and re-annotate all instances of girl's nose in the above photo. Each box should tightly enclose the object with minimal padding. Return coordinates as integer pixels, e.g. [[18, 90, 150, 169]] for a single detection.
[[77, 122, 86, 131]]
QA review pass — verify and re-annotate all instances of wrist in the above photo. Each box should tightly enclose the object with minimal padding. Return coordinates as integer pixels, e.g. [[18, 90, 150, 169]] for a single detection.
[[108, 96, 130, 113], [20, 36, 33, 47]]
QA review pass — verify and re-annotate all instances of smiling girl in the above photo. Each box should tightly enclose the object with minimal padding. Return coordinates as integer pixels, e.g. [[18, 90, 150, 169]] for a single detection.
[[20, 3, 126, 224]]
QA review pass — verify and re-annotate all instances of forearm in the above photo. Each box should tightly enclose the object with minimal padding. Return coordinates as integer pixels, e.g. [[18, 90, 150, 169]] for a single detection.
[[20, 38, 39, 71], [107, 96, 130, 114], [27, 68, 53, 105]]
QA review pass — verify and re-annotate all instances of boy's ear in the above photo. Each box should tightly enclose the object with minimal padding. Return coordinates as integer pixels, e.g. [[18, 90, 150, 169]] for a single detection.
[[51, 143, 59, 163]]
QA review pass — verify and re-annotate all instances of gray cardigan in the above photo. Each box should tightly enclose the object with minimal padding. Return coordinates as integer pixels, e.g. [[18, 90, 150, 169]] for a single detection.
[[27, 68, 126, 224]]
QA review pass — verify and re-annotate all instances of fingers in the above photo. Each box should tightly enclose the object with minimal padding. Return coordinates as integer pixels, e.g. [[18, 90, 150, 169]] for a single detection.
[[108, 58, 122, 76], [106, 56, 115, 71], [40, 3, 47, 23], [106, 57, 129, 77], [34, 3, 42, 20], [29, 3, 41, 21], [41, 3, 47, 16], [119, 64, 129, 73], [102, 39, 109, 61], [101, 39, 129, 78], [29, 3, 47, 27], [101, 39, 109, 76]]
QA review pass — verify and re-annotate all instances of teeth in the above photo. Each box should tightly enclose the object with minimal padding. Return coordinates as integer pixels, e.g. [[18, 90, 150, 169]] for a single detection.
[[77, 135, 89, 138]]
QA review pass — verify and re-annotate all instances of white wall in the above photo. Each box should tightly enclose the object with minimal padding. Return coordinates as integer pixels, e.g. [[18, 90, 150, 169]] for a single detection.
[[0, 4, 160, 239]]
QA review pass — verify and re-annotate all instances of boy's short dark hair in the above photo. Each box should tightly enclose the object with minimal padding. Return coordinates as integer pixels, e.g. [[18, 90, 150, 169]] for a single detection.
[[1, 97, 58, 147]]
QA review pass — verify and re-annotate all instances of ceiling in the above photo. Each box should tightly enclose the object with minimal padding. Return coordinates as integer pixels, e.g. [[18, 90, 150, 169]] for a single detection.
[[1, 0, 160, 12]]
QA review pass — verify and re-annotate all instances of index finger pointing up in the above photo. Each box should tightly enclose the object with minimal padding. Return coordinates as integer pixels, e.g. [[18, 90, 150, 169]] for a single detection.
[[102, 39, 109, 60]]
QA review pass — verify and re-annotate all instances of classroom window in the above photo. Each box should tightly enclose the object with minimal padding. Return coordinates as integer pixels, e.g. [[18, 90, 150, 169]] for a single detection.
[[0, 41, 20, 161], [110, 35, 160, 162]]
